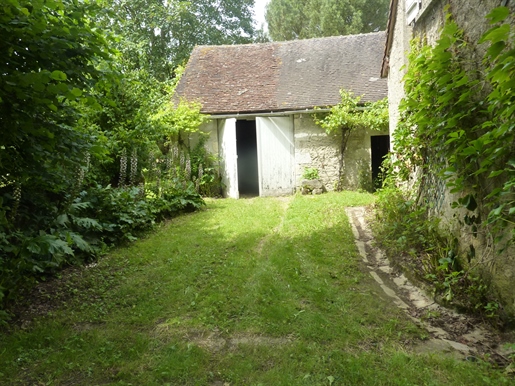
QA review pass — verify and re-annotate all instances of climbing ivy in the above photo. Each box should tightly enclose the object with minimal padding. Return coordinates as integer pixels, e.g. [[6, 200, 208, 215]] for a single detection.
[[479, 7, 515, 230], [315, 90, 388, 134], [392, 7, 515, 243], [314, 90, 388, 190]]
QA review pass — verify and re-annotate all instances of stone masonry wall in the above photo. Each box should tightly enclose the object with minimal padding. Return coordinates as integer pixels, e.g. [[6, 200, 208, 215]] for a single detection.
[[342, 127, 389, 190], [200, 115, 383, 195], [294, 113, 341, 191], [388, 0, 412, 149], [294, 113, 388, 191]]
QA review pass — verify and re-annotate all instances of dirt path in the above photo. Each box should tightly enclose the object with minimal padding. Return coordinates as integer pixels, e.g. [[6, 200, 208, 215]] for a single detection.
[[345, 206, 514, 366]]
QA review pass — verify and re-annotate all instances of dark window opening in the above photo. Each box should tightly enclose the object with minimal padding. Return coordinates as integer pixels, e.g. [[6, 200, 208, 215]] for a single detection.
[[371, 135, 390, 189], [236, 120, 259, 196]]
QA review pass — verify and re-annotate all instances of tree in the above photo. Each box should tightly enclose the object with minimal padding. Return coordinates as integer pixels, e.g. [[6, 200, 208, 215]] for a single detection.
[[265, 0, 390, 41], [265, 0, 310, 40], [0, 0, 222, 317], [0, 0, 117, 307], [100, 0, 257, 80], [0, 0, 115, 200], [87, 0, 252, 194]]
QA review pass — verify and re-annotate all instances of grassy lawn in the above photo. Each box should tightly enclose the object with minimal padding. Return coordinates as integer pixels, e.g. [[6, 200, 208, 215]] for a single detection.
[[0, 192, 510, 385]]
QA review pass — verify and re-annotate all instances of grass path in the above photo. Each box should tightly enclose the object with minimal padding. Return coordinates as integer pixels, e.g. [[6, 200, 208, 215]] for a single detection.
[[0, 192, 511, 385]]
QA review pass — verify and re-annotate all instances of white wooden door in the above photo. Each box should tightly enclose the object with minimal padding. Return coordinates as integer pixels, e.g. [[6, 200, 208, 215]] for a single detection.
[[256, 116, 295, 196], [218, 118, 239, 198]]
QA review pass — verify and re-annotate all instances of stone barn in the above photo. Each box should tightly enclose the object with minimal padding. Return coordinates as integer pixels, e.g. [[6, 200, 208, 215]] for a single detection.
[[175, 32, 388, 198]]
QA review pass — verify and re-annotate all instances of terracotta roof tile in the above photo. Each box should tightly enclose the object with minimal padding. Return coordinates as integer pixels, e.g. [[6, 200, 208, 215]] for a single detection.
[[175, 32, 387, 114]]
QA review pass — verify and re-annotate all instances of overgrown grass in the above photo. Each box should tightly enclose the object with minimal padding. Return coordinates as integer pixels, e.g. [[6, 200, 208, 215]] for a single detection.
[[0, 192, 511, 385]]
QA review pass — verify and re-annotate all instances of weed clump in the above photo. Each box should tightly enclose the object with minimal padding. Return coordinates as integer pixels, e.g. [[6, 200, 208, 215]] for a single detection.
[[372, 183, 502, 323]]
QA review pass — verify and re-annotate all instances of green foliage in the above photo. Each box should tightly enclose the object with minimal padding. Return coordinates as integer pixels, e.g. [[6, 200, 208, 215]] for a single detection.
[[0, 0, 115, 190], [143, 138, 221, 201], [77, 186, 155, 244], [478, 8, 515, 232], [315, 90, 388, 134], [373, 177, 437, 260], [373, 179, 499, 320], [302, 167, 320, 180], [266, 0, 389, 41], [393, 8, 515, 243], [153, 98, 210, 138], [0, 0, 116, 312], [78, 183, 204, 242], [80, 67, 210, 189], [98, 0, 257, 80], [188, 138, 223, 197], [0, 1, 212, 320]]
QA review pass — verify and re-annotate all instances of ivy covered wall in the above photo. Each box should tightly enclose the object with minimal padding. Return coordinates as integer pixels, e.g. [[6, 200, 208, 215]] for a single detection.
[[386, 0, 515, 315]]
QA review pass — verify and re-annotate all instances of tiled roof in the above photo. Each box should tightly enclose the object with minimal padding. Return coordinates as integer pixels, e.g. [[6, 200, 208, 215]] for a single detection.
[[174, 32, 387, 115]]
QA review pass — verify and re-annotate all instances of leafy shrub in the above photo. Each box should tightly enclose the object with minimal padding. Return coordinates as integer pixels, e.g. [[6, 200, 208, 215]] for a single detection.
[[373, 182, 499, 320], [77, 185, 154, 244], [302, 167, 320, 180], [189, 137, 223, 197], [0, 181, 204, 321], [394, 8, 515, 246], [148, 183, 205, 221]]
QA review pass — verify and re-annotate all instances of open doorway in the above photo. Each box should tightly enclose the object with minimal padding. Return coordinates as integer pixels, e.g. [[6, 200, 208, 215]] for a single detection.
[[236, 119, 259, 196], [371, 135, 390, 189]]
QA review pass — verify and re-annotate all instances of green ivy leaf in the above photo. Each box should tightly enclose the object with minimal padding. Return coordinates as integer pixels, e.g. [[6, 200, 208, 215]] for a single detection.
[[489, 170, 504, 178], [486, 41, 506, 60], [486, 187, 503, 199], [481, 24, 510, 45], [491, 205, 505, 217], [33, 82, 45, 92], [461, 146, 477, 156], [486, 6, 510, 24]]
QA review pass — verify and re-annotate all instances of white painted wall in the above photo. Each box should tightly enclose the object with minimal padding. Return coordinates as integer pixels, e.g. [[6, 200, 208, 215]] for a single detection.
[[388, 0, 412, 150]]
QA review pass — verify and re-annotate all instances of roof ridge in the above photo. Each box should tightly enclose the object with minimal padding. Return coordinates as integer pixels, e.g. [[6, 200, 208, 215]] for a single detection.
[[192, 31, 387, 50]]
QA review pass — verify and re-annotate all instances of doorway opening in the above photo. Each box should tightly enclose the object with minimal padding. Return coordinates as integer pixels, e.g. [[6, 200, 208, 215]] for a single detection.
[[236, 119, 259, 196], [371, 135, 390, 189]]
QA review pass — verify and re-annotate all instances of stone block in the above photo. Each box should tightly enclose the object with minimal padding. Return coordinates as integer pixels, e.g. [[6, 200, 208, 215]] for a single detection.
[[301, 179, 326, 195]]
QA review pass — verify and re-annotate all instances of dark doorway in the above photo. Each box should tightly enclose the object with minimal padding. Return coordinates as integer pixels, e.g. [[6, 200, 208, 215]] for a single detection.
[[236, 120, 259, 196], [371, 135, 390, 189]]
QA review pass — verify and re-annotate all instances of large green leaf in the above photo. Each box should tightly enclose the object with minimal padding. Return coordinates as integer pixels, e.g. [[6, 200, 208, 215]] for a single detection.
[[486, 6, 510, 24], [50, 70, 67, 81]]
